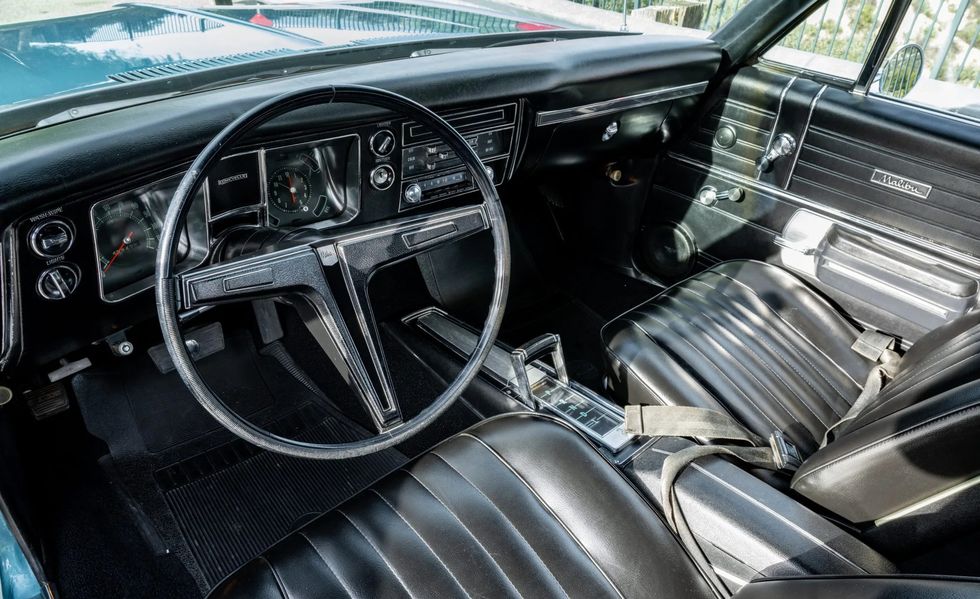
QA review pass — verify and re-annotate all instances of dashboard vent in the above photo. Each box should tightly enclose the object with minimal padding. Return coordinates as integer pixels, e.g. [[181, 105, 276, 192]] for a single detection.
[[107, 49, 296, 83]]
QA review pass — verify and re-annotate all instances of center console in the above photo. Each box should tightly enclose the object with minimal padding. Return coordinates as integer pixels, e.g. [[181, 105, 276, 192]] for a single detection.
[[404, 305, 897, 593], [405, 307, 643, 460]]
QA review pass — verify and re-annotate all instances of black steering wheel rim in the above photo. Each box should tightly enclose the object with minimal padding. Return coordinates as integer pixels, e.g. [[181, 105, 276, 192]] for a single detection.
[[155, 84, 510, 459]]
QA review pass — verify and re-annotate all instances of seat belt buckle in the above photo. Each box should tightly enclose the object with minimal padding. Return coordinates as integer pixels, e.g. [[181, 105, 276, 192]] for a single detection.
[[769, 431, 802, 473]]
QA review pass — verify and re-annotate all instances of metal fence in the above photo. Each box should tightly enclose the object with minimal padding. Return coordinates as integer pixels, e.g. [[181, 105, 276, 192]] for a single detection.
[[571, 0, 980, 88]]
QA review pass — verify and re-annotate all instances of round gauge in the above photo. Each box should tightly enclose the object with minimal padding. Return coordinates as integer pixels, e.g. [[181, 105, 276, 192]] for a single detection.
[[268, 167, 312, 213], [93, 199, 159, 293], [370, 129, 396, 157]]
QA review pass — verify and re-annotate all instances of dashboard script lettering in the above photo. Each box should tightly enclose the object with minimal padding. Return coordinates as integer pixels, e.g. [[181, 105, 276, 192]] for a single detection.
[[217, 173, 248, 186]]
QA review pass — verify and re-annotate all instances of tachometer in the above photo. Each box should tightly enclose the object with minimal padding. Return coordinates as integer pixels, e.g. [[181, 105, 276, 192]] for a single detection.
[[93, 198, 160, 295], [268, 167, 312, 214]]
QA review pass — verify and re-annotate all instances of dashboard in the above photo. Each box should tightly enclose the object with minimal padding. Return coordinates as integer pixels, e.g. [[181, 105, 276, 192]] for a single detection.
[[0, 34, 720, 372], [13, 102, 521, 365]]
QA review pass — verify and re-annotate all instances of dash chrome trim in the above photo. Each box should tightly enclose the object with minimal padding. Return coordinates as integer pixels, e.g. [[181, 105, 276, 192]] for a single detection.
[[535, 81, 709, 126]]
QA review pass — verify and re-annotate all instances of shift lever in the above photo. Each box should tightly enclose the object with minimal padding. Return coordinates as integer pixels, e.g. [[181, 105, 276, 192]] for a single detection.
[[510, 334, 568, 408]]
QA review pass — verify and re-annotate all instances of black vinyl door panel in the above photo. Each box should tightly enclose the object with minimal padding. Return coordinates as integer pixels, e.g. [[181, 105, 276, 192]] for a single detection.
[[644, 66, 980, 341], [792, 93, 980, 252]]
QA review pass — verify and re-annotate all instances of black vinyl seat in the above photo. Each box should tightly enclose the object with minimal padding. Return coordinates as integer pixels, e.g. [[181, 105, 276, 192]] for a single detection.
[[602, 260, 874, 455], [209, 414, 716, 599], [210, 262, 980, 598], [603, 260, 980, 523]]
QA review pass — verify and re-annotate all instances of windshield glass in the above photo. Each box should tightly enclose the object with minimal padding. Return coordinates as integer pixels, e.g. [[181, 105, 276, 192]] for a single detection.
[[0, 0, 735, 111]]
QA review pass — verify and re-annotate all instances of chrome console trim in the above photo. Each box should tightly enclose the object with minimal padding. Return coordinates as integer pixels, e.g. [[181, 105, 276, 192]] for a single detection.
[[405, 306, 637, 455], [535, 81, 709, 126]]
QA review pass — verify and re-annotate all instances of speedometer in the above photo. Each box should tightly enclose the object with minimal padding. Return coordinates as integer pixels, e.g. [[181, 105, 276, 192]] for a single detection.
[[92, 198, 160, 295]]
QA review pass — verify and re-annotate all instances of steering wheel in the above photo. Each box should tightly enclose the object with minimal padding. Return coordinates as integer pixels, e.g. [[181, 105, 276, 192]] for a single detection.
[[155, 85, 510, 459]]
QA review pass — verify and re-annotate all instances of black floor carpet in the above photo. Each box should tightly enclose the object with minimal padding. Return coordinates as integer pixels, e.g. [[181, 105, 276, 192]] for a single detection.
[[72, 327, 410, 594], [156, 405, 405, 585]]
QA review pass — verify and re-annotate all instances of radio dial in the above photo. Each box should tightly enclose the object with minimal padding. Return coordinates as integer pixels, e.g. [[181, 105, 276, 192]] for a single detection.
[[404, 183, 423, 204]]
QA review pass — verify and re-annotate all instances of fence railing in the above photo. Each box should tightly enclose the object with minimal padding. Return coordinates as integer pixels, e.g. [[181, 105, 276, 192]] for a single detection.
[[569, 0, 980, 88]]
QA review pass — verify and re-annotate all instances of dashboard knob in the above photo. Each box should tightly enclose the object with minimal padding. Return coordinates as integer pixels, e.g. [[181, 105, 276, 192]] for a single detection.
[[30, 218, 74, 258], [369, 165, 395, 190], [369, 129, 396, 157], [37, 263, 80, 300], [404, 183, 423, 204]]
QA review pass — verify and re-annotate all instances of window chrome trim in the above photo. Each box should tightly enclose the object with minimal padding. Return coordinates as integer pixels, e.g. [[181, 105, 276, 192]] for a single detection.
[[757, 76, 798, 181], [785, 84, 827, 184], [535, 82, 709, 126]]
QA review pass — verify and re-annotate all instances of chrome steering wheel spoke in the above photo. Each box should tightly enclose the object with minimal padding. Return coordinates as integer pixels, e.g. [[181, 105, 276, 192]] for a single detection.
[[175, 204, 490, 434]]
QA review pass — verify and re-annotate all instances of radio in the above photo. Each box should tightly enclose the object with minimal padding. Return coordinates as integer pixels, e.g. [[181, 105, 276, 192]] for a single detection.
[[398, 103, 517, 210]]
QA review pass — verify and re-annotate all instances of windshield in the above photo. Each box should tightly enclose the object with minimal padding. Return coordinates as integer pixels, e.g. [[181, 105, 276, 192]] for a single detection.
[[0, 0, 733, 111]]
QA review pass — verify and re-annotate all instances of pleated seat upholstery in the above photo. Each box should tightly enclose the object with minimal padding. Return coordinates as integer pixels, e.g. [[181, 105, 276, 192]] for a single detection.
[[602, 260, 874, 453]]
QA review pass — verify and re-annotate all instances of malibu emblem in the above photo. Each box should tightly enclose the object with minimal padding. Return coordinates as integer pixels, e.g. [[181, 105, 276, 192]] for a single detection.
[[870, 169, 931, 199]]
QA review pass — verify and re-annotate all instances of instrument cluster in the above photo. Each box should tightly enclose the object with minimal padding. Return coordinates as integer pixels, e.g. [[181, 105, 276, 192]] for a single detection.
[[22, 102, 518, 309], [91, 179, 207, 302]]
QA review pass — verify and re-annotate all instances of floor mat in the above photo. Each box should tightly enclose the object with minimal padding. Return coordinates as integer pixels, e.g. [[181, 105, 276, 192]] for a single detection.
[[73, 329, 409, 592], [155, 404, 406, 585]]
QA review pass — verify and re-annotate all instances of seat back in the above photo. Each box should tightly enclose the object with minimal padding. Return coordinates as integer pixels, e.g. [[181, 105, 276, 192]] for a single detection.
[[790, 310, 980, 524], [852, 309, 980, 429]]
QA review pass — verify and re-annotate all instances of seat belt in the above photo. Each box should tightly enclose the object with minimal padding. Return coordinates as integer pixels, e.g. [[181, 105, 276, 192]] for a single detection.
[[624, 404, 802, 598], [623, 405, 803, 522], [819, 330, 902, 448]]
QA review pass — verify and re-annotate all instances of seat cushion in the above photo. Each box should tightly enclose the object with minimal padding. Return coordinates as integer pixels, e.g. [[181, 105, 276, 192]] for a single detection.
[[209, 413, 714, 599], [602, 260, 874, 453]]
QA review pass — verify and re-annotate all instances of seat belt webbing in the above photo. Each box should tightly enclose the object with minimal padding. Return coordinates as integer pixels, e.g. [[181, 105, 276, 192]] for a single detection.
[[820, 330, 902, 447], [623, 406, 800, 598], [624, 404, 767, 446]]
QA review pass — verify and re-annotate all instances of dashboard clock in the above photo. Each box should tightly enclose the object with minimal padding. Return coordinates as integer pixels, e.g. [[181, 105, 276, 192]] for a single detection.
[[267, 167, 312, 214]]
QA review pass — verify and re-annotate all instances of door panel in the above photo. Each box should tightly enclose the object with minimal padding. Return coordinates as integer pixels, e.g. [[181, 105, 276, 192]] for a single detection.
[[642, 66, 980, 341]]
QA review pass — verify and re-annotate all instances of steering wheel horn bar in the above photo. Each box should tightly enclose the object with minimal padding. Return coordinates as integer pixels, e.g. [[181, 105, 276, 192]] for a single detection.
[[156, 85, 510, 459], [178, 204, 490, 433]]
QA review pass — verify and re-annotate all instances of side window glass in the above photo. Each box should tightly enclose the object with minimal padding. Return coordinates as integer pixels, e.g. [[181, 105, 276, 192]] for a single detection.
[[872, 1, 980, 121], [762, 0, 892, 81]]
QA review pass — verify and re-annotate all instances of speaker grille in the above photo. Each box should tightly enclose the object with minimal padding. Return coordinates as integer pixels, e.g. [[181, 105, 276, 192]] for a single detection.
[[641, 223, 697, 279]]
